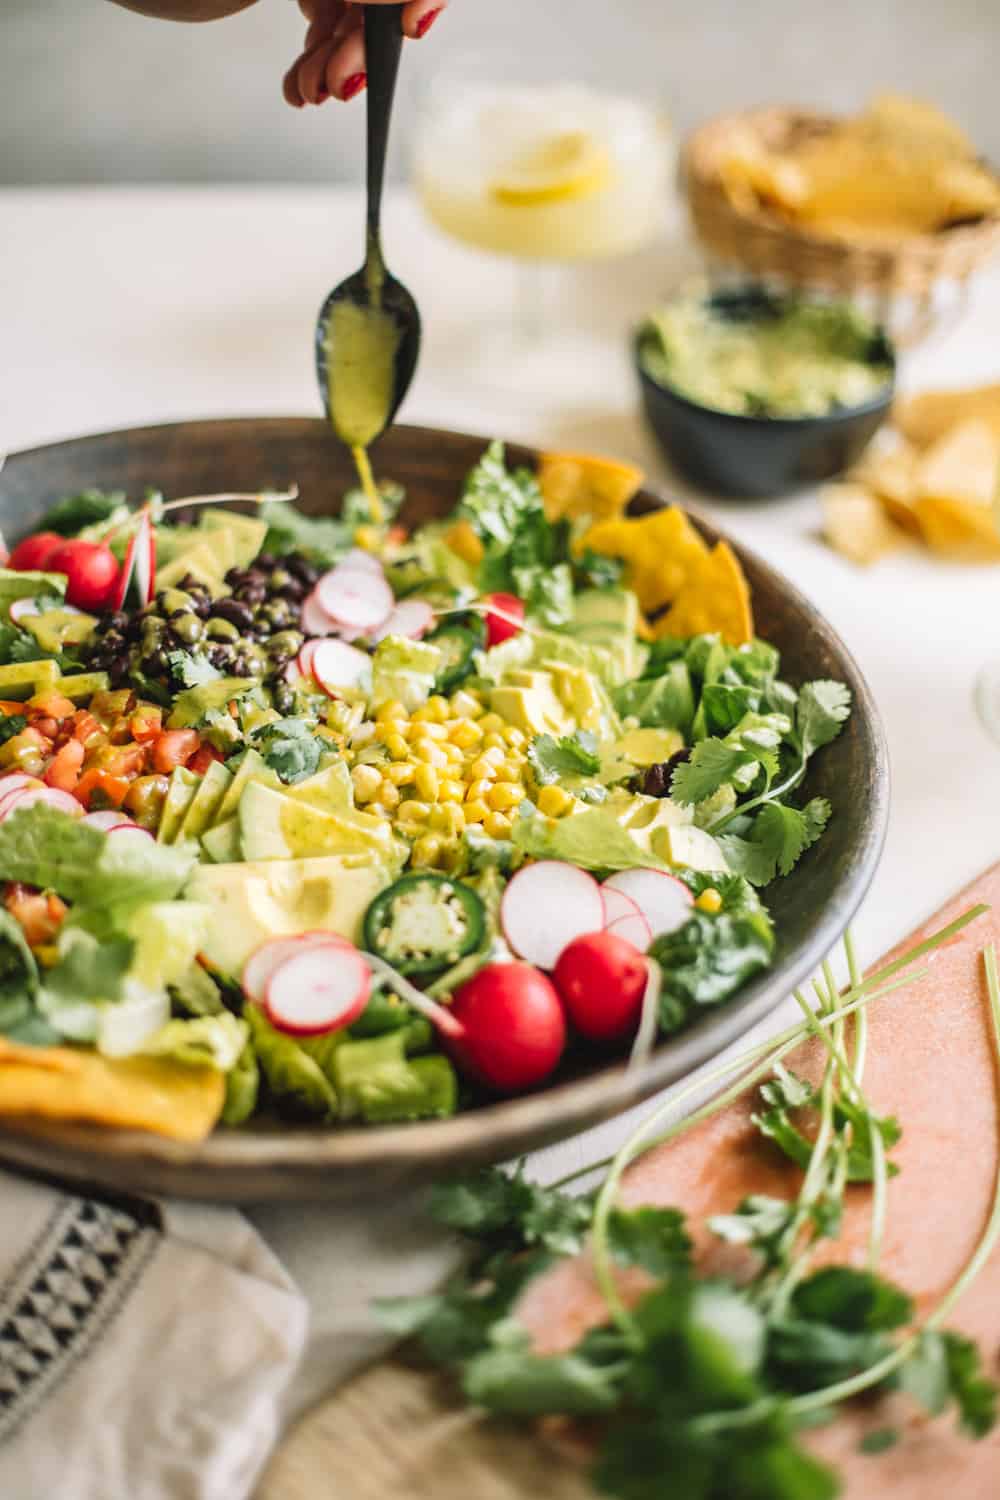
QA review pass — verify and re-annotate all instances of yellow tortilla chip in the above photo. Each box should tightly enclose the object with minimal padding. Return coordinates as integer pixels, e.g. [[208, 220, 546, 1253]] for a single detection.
[[538, 452, 645, 524], [915, 497, 1000, 560], [863, 92, 976, 157], [851, 443, 920, 533], [444, 519, 484, 566], [0, 1048, 225, 1142], [894, 385, 1000, 448], [915, 418, 999, 508], [657, 541, 754, 646], [821, 482, 907, 566], [578, 506, 710, 615]]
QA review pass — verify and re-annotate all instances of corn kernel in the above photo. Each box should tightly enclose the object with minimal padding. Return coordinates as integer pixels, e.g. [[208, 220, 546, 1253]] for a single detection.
[[479, 712, 504, 734], [375, 699, 408, 723], [411, 835, 442, 868], [502, 725, 526, 749], [376, 780, 401, 811], [481, 744, 506, 766], [350, 764, 381, 804], [430, 804, 466, 836], [413, 763, 440, 801], [385, 733, 411, 761], [397, 799, 431, 823], [696, 888, 723, 915], [441, 741, 464, 765], [494, 761, 522, 783], [450, 690, 483, 719], [467, 756, 499, 782], [385, 762, 417, 786], [482, 732, 506, 751], [487, 782, 525, 812], [537, 784, 574, 818], [447, 719, 483, 749], [410, 718, 447, 741], [414, 739, 449, 768], [438, 778, 465, 804], [463, 799, 490, 824], [413, 696, 449, 724], [483, 811, 513, 839], [465, 778, 493, 803]]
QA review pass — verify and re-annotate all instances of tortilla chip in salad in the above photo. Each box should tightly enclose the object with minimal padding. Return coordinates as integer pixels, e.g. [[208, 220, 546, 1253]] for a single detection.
[[538, 451, 645, 524], [0, 1043, 225, 1142], [578, 505, 711, 614], [656, 540, 754, 645]]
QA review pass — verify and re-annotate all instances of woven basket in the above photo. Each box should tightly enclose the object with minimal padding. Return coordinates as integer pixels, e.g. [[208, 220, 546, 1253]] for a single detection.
[[683, 107, 1000, 344]]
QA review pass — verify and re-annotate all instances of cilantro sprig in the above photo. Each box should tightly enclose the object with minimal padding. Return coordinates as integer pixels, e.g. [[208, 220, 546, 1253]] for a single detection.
[[381, 910, 999, 1499]]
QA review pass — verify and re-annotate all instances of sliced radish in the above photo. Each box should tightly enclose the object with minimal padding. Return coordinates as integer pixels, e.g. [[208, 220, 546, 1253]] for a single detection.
[[265, 943, 371, 1036], [297, 638, 323, 676], [0, 773, 43, 799], [601, 886, 643, 929], [242, 931, 353, 1005], [311, 638, 372, 698], [339, 548, 384, 575], [301, 588, 340, 636], [106, 823, 154, 842], [605, 910, 653, 952], [372, 599, 435, 644], [113, 527, 139, 612], [500, 861, 605, 971], [315, 563, 393, 634], [0, 529, 7, 566], [134, 510, 156, 606], [83, 810, 136, 831], [602, 869, 694, 940], [0, 785, 83, 822], [9, 597, 41, 624]]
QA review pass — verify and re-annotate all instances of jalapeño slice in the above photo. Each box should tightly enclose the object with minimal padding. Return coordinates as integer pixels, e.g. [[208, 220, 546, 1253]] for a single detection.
[[363, 873, 486, 977]]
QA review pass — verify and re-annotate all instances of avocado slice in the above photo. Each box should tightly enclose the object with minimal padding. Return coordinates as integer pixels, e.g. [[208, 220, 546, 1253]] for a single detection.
[[238, 781, 401, 864], [0, 660, 60, 701], [200, 511, 267, 569], [200, 816, 243, 864], [178, 760, 233, 841], [653, 822, 730, 875], [195, 525, 237, 574], [185, 852, 387, 977], [616, 726, 685, 767], [286, 760, 354, 813], [157, 767, 200, 844], [0, 569, 66, 625], [55, 671, 111, 703], [213, 748, 278, 824]]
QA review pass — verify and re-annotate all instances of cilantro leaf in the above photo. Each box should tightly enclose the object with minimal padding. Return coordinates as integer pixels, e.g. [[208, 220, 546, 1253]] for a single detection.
[[940, 1330, 998, 1437], [527, 730, 601, 785], [0, 713, 27, 746], [462, 1326, 623, 1417], [796, 681, 852, 759], [427, 1165, 593, 1257], [259, 500, 353, 566], [607, 1206, 692, 1277], [515, 560, 574, 627], [671, 740, 758, 805], [575, 549, 625, 589], [859, 1428, 899, 1455], [791, 1267, 913, 1333], [250, 717, 322, 784], [612, 662, 696, 735], [650, 911, 774, 1033], [167, 650, 222, 688], [709, 1195, 799, 1267], [38, 488, 126, 536], [376, 1249, 553, 1366], [718, 799, 832, 887], [43, 928, 134, 1006], [458, 440, 544, 549]]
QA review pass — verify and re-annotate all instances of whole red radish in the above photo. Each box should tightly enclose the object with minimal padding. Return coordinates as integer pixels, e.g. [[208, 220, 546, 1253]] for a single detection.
[[449, 961, 565, 1093], [554, 931, 648, 1042], [8, 532, 65, 572], [484, 592, 525, 647], [46, 539, 120, 611]]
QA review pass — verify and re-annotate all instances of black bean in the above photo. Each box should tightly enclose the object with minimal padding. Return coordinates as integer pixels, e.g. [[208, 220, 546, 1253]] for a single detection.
[[256, 553, 276, 572], [286, 553, 319, 586], [641, 750, 691, 799], [191, 594, 211, 619], [239, 584, 267, 606], [212, 598, 254, 630]]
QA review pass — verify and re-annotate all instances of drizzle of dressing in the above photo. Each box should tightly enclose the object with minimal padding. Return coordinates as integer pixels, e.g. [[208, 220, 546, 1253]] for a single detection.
[[325, 297, 400, 527]]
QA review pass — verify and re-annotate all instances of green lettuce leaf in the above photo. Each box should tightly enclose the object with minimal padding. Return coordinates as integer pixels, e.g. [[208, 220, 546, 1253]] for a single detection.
[[0, 805, 196, 905], [371, 636, 441, 712], [512, 805, 667, 874], [142, 1013, 248, 1071], [245, 1005, 338, 1121]]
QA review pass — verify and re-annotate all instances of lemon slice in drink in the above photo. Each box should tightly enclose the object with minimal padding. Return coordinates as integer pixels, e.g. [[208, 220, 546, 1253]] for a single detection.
[[489, 131, 612, 206]]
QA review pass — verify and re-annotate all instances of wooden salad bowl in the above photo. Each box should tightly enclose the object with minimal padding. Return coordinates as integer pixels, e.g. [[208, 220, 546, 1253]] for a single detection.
[[0, 420, 889, 1201]]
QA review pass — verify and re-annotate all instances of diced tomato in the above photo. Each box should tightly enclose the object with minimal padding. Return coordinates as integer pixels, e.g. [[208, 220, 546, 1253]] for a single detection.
[[5, 884, 67, 948], [44, 738, 85, 791], [187, 744, 223, 776], [151, 729, 201, 775], [26, 692, 77, 722], [130, 709, 162, 744], [103, 743, 148, 779], [74, 768, 132, 809], [31, 717, 60, 742], [71, 709, 103, 746]]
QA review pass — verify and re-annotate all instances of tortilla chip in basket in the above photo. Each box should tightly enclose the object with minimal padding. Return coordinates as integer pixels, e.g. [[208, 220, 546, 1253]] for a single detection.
[[656, 541, 754, 645], [0, 1043, 226, 1142], [538, 452, 645, 525], [578, 505, 710, 614]]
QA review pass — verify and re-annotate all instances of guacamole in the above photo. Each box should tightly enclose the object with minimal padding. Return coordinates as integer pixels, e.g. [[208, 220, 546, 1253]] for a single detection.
[[639, 289, 894, 419]]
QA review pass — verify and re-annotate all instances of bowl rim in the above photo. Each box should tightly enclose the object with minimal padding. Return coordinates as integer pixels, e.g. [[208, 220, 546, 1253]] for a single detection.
[[0, 417, 891, 1200]]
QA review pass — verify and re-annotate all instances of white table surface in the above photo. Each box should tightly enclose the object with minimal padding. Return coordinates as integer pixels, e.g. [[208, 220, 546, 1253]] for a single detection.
[[2, 184, 1000, 1429]]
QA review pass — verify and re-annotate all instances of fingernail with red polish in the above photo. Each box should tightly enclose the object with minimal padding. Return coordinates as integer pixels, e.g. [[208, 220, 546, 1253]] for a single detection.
[[341, 72, 367, 102], [416, 7, 443, 38]]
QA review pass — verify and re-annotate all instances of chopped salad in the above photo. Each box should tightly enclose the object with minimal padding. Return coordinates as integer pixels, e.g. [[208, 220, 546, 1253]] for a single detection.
[[0, 444, 850, 1141]]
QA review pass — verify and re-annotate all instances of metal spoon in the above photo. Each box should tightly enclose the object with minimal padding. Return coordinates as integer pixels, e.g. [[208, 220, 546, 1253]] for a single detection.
[[315, 4, 421, 454]]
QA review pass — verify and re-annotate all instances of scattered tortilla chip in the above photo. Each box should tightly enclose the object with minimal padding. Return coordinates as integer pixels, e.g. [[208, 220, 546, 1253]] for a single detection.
[[656, 541, 754, 646], [0, 1048, 226, 1142], [914, 418, 999, 508], [578, 506, 710, 615], [444, 519, 484, 566], [894, 385, 1000, 448], [538, 452, 645, 524], [822, 482, 908, 565], [851, 443, 920, 533], [915, 498, 1000, 560]]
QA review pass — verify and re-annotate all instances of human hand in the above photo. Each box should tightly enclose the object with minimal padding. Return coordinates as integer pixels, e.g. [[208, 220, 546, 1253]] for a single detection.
[[283, 0, 446, 107]]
